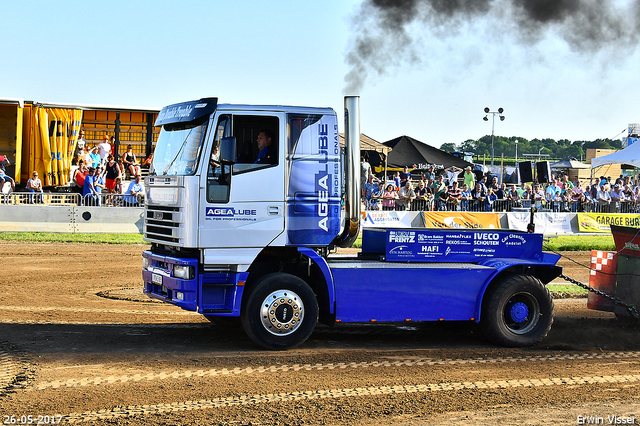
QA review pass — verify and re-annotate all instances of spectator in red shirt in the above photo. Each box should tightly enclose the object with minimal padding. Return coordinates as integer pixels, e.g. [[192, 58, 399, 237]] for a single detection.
[[448, 181, 462, 210]]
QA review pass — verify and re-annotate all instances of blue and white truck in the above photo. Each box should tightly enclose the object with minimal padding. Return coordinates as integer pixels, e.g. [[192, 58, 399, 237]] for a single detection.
[[142, 96, 562, 350]]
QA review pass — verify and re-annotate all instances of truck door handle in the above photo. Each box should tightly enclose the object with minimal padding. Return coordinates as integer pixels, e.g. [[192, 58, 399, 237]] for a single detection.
[[268, 206, 280, 215]]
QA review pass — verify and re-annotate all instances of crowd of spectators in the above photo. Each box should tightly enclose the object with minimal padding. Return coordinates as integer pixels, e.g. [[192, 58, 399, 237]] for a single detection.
[[72, 150, 145, 207], [362, 165, 640, 214], [0, 133, 146, 207], [66, 133, 146, 206]]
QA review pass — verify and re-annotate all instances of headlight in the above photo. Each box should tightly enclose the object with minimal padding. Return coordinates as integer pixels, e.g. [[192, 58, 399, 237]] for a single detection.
[[173, 265, 194, 280], [142, 257, 149, 269]]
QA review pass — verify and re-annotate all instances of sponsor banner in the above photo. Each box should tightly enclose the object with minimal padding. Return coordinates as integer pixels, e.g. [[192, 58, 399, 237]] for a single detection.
[[578, 213, 640, 233], [385, 229, 543, 262], [507, 212, 573, 234], [423, 212, 500, 229], [361, 211, 413, 228]]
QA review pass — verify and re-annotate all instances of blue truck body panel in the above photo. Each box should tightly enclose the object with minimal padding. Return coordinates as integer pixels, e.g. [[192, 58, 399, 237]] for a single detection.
[[331, 261, 493, 322], [143, 228, 560, 323], [298, 247, 336, 314], [198, 272, 248, 315]]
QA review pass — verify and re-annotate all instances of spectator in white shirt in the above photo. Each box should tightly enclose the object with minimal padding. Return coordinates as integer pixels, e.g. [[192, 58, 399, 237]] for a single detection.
[[26, 171, 43, 203], [445, 165, 463, 188], [610, 184, 626, 203], [610, 184, 627, 212], [97, 135, 112, 164], [596, 184, 611, 212]]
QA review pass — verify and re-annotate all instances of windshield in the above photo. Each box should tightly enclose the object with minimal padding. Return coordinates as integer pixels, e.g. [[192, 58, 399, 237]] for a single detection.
[[153, 120, 209, 176]]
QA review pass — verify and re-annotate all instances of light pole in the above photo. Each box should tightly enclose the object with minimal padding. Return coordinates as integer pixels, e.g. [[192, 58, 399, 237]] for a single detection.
[[514, 139, 519, 182], [483, 107, 505, 167]]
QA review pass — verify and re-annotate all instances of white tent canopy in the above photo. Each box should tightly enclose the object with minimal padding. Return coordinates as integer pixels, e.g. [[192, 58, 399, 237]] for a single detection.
[[591, 142, 640, 169]]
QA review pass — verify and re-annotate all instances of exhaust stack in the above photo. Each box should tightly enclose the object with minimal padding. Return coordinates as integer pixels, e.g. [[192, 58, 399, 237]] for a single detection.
[[335, 96, 361, 248]]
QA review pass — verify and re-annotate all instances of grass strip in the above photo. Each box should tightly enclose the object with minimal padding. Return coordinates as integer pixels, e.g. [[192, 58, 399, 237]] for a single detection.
[[0, 232, 145, 244], [543, 235, 615, 252], [546, 284, 589, 294]]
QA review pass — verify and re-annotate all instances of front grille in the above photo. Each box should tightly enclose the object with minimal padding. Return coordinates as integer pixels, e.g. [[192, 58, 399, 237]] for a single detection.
[[156, 260, 169, 270], [144, 205, 182, 244]]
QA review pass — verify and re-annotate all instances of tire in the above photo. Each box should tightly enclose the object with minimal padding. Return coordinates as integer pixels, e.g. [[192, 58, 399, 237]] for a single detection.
[[241, 273, 318, 350], [481, 274, 554, 347], [204, 315, 243, 329]]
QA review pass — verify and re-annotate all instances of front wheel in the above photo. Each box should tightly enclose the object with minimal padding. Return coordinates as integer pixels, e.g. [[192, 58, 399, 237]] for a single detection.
[[481, 274, 554, 347], [241, 273, 318, 350]]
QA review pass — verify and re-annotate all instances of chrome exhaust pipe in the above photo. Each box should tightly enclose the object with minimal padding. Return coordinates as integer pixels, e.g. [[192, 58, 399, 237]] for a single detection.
[[335, 96, 361, 248]]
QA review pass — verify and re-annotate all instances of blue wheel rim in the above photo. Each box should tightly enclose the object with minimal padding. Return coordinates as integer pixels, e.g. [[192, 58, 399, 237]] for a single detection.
[[503, 292, 540, 335], [509, 301, 530, 323]]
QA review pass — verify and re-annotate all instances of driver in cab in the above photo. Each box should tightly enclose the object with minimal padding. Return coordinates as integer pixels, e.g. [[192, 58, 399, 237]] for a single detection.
[[254, 129, 277, 164]]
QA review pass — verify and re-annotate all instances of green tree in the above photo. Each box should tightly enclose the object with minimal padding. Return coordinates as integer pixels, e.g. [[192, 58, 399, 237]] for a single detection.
[[459, 139, 477, 152], [450, 135, 623, 161], [440, 142, 457, 152]]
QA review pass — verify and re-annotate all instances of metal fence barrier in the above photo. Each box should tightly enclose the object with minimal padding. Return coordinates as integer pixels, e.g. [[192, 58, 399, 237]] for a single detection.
[[0, 192, 144, 207], [5, 191, 640, 213], [366, 198, 640, 213]]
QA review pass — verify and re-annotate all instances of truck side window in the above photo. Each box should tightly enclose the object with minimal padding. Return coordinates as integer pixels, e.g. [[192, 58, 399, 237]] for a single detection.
[[206, 115, 232, 203], [232, 115, 279, 174]]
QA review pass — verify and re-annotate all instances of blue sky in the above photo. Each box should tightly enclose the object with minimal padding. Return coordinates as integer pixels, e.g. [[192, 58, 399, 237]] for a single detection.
[[2, 0, 639, 152]]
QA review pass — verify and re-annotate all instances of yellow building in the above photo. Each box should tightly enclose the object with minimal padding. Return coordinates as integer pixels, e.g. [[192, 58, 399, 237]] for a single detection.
[[0, 99, 158, 185]]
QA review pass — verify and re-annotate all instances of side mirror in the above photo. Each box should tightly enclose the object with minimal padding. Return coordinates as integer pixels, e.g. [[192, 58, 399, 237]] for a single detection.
[[219, 136, 236, 164]]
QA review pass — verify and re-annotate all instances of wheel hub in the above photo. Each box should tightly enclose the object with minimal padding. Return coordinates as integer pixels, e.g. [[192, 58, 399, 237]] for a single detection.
[[260, 290, 304, 336], [503, 291, 540, 335], [509, 301, 529, 323]]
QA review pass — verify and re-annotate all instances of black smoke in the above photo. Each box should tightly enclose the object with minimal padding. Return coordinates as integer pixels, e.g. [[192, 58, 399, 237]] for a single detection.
[[344, 0, 640, 93]]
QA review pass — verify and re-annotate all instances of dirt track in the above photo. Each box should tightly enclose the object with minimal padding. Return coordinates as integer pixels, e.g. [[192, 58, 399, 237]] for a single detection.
[[0, 242, 639, 425]]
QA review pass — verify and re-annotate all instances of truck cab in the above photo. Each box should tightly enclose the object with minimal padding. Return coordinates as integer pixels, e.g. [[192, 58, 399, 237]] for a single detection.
[[144, 97, 343, 251], [143, 98, 354, 348]]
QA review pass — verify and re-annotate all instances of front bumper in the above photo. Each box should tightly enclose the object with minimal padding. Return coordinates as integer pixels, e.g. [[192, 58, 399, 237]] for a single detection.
[[142, 250, 248, 315]]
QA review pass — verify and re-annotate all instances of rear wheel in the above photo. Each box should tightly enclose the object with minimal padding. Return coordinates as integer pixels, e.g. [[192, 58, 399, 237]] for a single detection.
[[241, 273, 318, 350], [481, 274, 554, 347]]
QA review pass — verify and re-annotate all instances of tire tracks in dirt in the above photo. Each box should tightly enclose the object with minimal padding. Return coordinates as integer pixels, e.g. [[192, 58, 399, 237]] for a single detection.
[[0, 341, 35, 397], [30, 351, 640, 391], [59, 374, 640, 424]]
